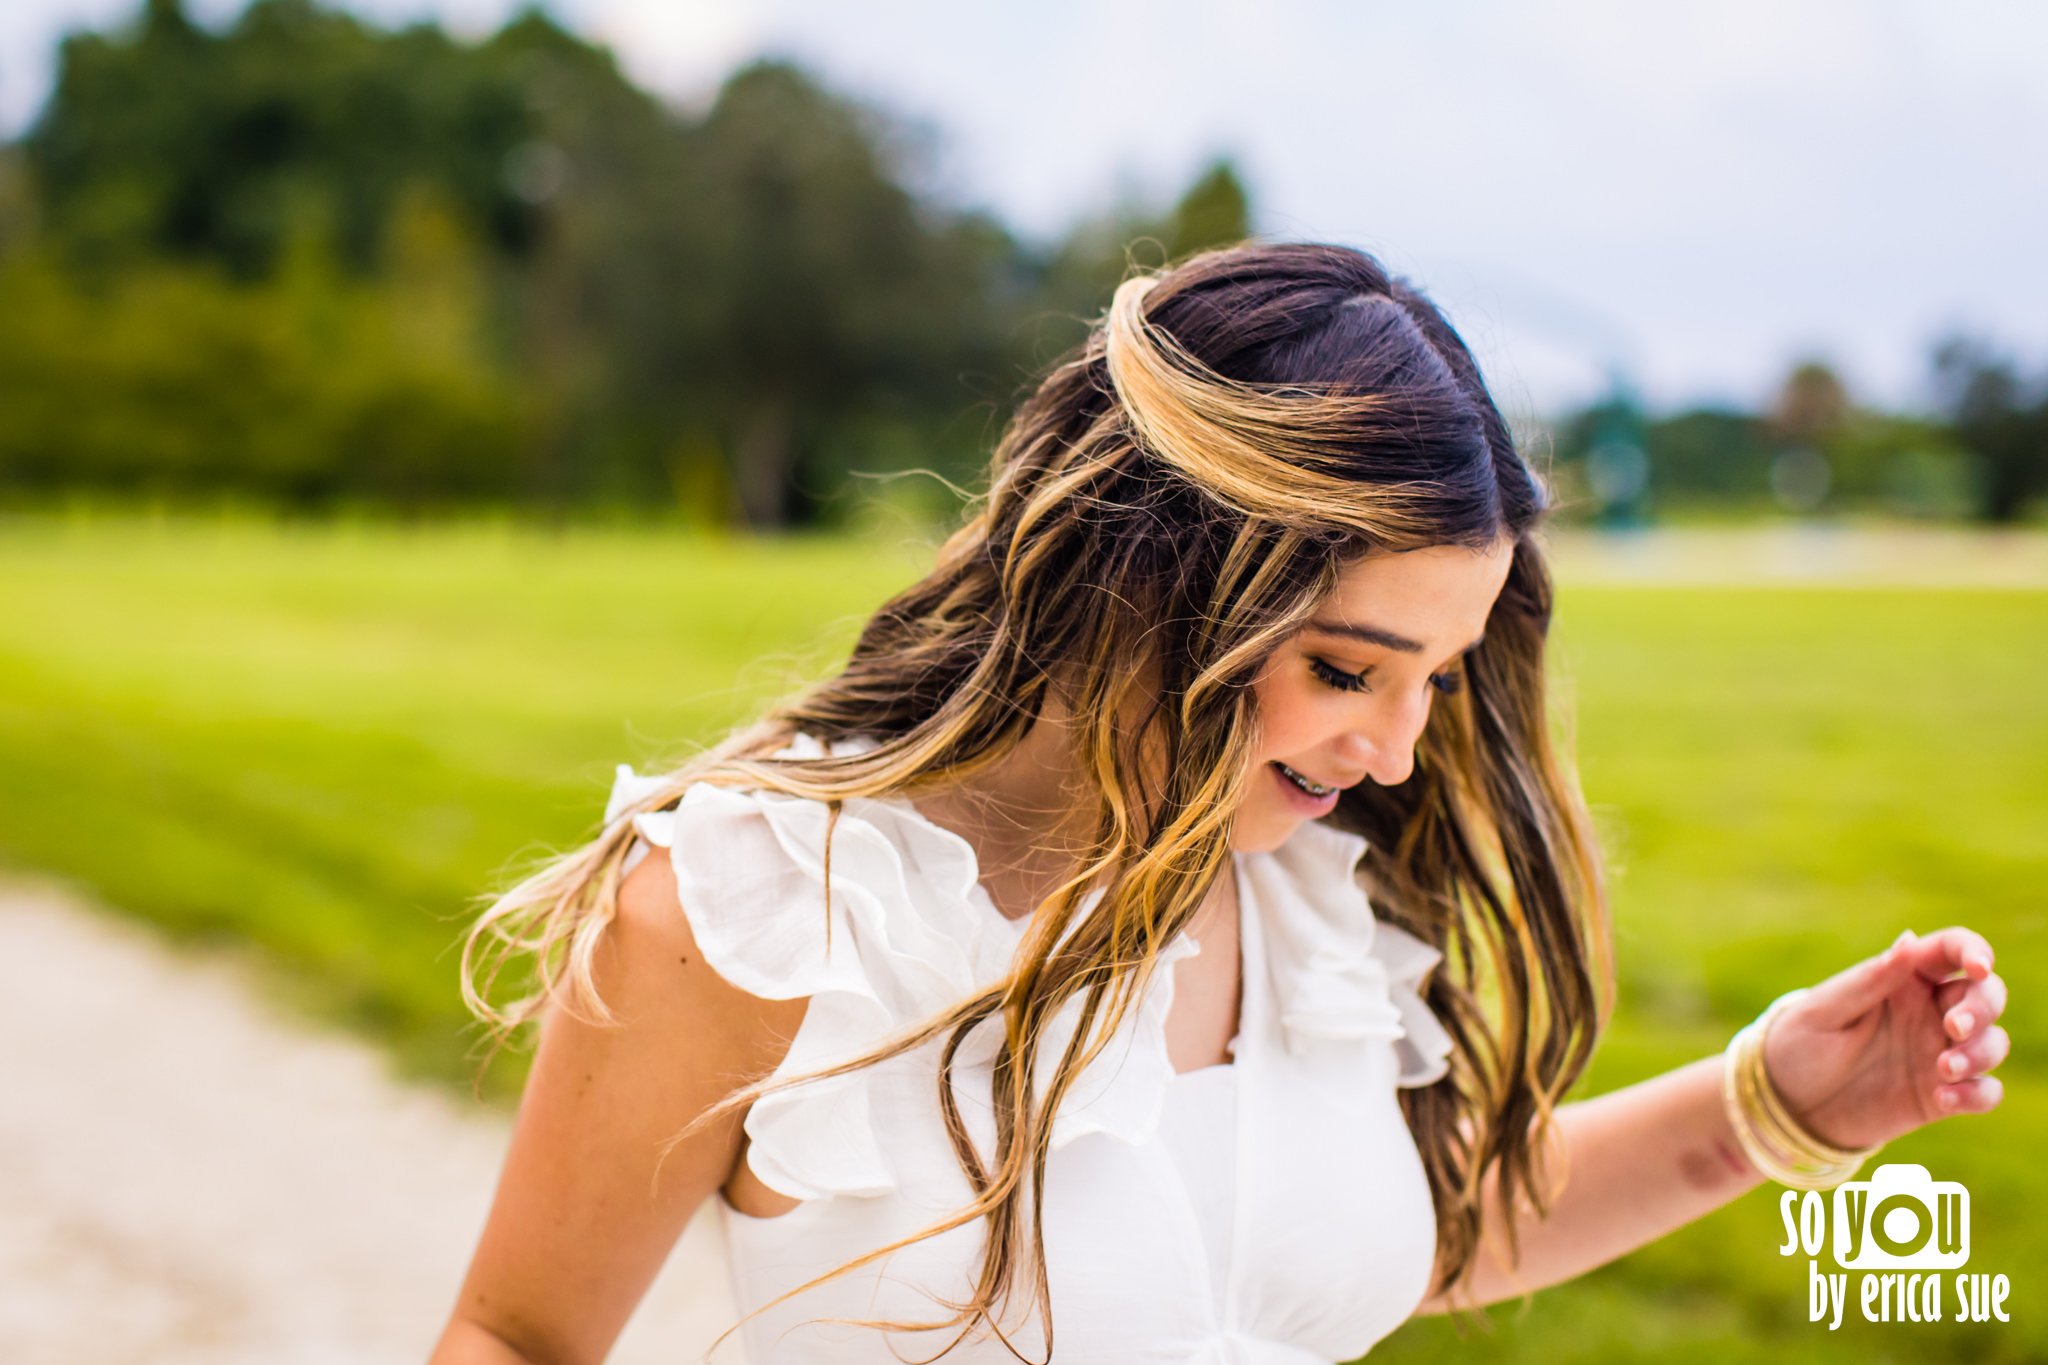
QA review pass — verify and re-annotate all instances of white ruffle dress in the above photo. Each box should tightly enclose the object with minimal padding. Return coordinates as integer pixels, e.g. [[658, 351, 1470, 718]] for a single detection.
[[608, 732, 1455, 1364]]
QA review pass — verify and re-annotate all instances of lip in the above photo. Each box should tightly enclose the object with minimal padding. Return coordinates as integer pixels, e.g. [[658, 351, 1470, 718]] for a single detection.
[[1270, 761, 1341, 815]]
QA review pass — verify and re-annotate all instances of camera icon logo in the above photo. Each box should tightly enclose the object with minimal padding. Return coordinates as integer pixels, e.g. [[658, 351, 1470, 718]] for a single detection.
[[1832, 1163, 1969, 1271]]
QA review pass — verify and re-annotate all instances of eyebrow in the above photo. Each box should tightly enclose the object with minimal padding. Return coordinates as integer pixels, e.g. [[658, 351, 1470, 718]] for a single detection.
[[1303, 619, 1486, 656]]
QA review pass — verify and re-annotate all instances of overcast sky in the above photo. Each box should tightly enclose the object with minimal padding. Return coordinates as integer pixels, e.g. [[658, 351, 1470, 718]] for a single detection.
[[4, 0, 2043, 420]]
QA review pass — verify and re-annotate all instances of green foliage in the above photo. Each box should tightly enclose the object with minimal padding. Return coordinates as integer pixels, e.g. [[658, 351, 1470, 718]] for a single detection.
[[1009, 154, 1256, 373], [1167, 157, 1254, 261], [0, 191, 525, 509], [1933, 335, 2048, 525], [0, 147, 33, 254], [29, 0, 543, 276], [19, 0, 2025, 533], [652, 59, 1024, 526], [1548, 396, 1998, 524], [1821, 411, 1981, 516], [11, 0, 1219, 527], [1648, 406, 1775, 501]]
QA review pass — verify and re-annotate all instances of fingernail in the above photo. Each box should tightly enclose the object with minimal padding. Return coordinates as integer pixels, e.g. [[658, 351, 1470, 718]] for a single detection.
[[1945, 1054, 1965, 1079], [1939, 1089, 1958, 1111], [1950, 1011, 1973, 1039]]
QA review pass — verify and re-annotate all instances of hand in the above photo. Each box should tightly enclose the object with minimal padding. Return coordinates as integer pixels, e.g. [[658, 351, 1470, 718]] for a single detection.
[[1755, 927, 2009, 1152]]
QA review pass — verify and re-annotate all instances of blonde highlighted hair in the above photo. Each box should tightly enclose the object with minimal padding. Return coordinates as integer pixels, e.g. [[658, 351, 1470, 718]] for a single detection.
[[462, 240, 1613, 1359]]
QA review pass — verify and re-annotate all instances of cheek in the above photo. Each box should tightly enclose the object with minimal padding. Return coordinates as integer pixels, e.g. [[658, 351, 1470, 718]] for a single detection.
[[1249, 662, 1333, 758]]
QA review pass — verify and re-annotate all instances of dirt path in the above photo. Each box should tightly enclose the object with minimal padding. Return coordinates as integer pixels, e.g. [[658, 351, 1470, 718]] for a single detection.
[[0, 877, 748, 1365]]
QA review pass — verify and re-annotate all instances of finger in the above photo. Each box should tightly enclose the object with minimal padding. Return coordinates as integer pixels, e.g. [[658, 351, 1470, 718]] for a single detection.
[[1939, 972, 2009, 1042], [1933, 1074, 2004, 1116], [1806, 929, 1919, 1026], [1900, 926, 1995, 985], [1937, 1024, 2011, 1082]]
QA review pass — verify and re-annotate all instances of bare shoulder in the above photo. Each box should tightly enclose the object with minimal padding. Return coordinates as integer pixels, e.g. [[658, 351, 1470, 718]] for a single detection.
[[605, 836, 812, 1057], [434, 842, 809, 1365]]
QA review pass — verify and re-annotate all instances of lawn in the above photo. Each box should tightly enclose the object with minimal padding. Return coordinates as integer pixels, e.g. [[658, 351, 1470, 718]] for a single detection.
[[0, 511, 2039, 1363]]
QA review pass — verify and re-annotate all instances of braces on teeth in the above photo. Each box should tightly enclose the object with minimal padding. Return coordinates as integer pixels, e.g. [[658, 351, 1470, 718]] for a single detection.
[[1276, 763, 1335, 797]]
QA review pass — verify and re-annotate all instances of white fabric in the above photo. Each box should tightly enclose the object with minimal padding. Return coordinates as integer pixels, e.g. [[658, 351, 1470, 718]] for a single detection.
[[1157, 1065, 1239, 1313], [608, 732, 1454, 1363]]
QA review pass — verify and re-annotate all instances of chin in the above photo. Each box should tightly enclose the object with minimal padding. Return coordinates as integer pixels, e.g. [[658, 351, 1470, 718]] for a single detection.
[[1228, 805, 1297, 855]]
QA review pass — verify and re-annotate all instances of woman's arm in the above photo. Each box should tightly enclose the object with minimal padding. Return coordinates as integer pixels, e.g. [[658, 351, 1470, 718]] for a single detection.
[[429, 849, 809, 1365], [1413, 925, 2010, 1318], [1411, 1054, 1759, 1314]]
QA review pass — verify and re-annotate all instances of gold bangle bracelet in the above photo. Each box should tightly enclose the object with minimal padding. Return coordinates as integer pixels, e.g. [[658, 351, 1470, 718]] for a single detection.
[[1754, 990, 1884, 1167], [1747, 995, 1866, 1163], [1741, 1028, 1851, 1173], [1740, 993, 1880, 1176], [1738, 1006, 1836, 1162], [1725, 1023, 1837, 1184], [1722, 988, 1881, 1189], [1726, 992, 1880, 1186], [1725, 1033, 1860, 1187]]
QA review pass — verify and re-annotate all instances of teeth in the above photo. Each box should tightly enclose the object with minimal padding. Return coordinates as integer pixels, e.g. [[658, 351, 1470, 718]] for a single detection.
[[1276, 762, 1335, 797]]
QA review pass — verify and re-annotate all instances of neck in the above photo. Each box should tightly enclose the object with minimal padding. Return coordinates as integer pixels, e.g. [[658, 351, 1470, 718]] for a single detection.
[[908, 695, 1107, 922], [905, 694, 1242, 943]]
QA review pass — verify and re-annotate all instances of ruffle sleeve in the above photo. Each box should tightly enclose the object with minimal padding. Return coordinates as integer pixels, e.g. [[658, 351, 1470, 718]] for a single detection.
[[1245, 818, 1455, 1088], [605, 732, 1204, 1204]]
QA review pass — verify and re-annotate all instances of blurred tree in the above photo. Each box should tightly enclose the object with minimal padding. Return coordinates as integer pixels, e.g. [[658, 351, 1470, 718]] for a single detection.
[[1577, 375, 1653, 527], [666, 59, 1016, 527], [1167, 157, 1253, 261], [6, 2, 1262, 526], [1825, 411, 1979, 519], [1767, 359, 1850, 449], [1010, 155, 1256, 381], [1760, 359, 1848, 513], [27, 0, 540, 277], [1750, 355, 1987, 517], [472, 9, 697, 511], [1550, 397, 1778, 516], [1012, 193, 1165, 374], [1644, 407, 1773, 501], [1932, 334, 2048, 524], [0, 206, 523, 510], [0, 148, 34, 256]]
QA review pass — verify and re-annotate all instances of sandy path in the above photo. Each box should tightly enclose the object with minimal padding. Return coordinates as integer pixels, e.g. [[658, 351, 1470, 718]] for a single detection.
[[0, 877, 749, 1365]]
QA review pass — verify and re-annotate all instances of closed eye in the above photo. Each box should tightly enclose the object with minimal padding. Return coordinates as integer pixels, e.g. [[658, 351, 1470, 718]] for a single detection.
[[1309, 658, 1465, 696], [1308, 658, 1369, 693]]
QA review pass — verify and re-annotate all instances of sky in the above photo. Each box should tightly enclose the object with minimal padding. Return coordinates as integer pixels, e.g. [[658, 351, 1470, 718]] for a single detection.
[[3, 0, 2043, 421]]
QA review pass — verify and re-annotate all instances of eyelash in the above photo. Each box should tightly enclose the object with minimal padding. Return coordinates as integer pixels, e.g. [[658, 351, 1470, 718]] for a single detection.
[[1310, 658, 1466, 697]]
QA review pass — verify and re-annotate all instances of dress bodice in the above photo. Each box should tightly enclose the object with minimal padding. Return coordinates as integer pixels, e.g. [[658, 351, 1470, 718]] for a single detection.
[[608, 732, 1453, 1362]]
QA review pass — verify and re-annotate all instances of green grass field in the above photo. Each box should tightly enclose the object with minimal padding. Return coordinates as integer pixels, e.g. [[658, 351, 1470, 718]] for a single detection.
[[0, 511, 2039, 1363]]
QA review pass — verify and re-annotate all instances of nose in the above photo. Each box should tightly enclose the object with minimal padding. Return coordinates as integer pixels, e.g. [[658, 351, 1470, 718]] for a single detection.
[[1335, 692, 1431, 788]]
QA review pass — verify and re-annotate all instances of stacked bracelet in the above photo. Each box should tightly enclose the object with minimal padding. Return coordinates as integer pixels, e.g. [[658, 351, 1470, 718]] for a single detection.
[[1721, 987, 1883, 1190]]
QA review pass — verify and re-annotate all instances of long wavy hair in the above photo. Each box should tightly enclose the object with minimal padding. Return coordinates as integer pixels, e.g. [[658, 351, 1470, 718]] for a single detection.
[[461, 239, 1613, 1360]]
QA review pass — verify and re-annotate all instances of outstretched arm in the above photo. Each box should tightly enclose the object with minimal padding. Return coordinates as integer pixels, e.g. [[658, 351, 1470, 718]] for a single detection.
[[1412, 1052, 1759, 1313], [1413, 926, 2009, 1315]]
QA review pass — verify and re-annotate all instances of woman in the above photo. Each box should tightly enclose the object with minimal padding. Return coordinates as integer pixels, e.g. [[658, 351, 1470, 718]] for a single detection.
[[432, 242, 2009, 1364]]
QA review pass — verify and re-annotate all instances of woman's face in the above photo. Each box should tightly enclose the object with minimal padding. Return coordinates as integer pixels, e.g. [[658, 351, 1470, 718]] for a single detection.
[[1233, 536, 1518, 852]]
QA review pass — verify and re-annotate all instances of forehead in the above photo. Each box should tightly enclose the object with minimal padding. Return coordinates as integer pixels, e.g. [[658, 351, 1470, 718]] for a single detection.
[[1314, 539, 1515, 646]]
